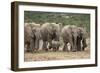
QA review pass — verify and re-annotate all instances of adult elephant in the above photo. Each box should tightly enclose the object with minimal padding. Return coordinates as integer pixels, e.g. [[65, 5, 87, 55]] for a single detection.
[[24, 22, 41, 52], [61, 25, 87, 52], [40, 22, 61, 51], [61, 25, 77, 52]]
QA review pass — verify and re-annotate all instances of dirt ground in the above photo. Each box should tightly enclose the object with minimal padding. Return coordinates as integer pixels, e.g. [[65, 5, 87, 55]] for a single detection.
[[24, 48, 90, 62], [24, 39, 90, 62]]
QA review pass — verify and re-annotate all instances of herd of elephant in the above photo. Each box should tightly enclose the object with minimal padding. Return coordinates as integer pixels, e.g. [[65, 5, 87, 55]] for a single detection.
[[24, 22, 87, 52]]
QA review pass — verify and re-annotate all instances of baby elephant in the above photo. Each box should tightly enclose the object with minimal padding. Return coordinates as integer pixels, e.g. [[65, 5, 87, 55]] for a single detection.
[[51, 40, 60, 51]]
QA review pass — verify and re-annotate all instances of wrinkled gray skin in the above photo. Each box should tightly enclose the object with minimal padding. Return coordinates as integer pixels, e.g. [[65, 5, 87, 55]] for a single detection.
[[40, 23, 60, 51], [61, 25, 87, 52], [24, 23, 41, 52]]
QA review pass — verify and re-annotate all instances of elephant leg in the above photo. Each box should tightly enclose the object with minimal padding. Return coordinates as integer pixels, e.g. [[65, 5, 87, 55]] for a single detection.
[[70, 36, 75, 52], [27, 42, 30, 52], [30, 39, 35, 52], [77, 41, 81, 51], [43, 41, 48, 51], [53, 47, 56, 52], [70, 39, 75, 52], [35, 39, 39, 51], [54, 46, 59, 52], [63, 42, 68, 52], [73, 35, 78, 52], [48, 45, 52, 49], [82, 39, 87, 51], [42, 41, 46, 50], [54, 47, 57, 52], [77, 37, 82, 51], [48, 40, 52, 50], [55, 47, 57, 51], [56, 46, 59, 51], [70, 45, 76, 52]]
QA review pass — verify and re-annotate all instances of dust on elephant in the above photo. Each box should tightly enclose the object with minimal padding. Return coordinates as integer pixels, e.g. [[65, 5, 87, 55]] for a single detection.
[[24, 22, 41, 52], [40, 22, 61, 51]]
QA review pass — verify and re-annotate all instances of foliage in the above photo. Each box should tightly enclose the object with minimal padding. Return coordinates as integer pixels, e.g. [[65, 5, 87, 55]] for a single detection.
[[24, 11, 90, 33]]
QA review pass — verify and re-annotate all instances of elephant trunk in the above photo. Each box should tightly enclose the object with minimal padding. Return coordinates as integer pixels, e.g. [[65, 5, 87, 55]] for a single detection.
[[72, 34, 77, 52]]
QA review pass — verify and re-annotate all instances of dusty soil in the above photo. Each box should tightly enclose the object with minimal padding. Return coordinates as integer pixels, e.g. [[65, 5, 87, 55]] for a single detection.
[[24, 48, 90, 62], [24, 38, 90, 62]]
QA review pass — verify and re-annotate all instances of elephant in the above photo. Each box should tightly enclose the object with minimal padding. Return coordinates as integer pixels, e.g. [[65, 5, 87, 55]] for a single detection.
[[76, 27, 87, 51], [40, 22, 61, 51], [24, 22, 41, 52], [51, 40, 60, 51], [61, 25, 87, 52], [61, 25, 77, 52]]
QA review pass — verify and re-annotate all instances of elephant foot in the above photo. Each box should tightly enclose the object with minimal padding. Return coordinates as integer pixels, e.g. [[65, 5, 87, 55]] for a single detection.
[[48, 46, 52, 49], [82, 47, 85, 51]]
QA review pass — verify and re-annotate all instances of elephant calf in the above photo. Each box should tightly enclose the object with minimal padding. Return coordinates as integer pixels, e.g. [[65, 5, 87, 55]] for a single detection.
[[51, 40, 60, 51]]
